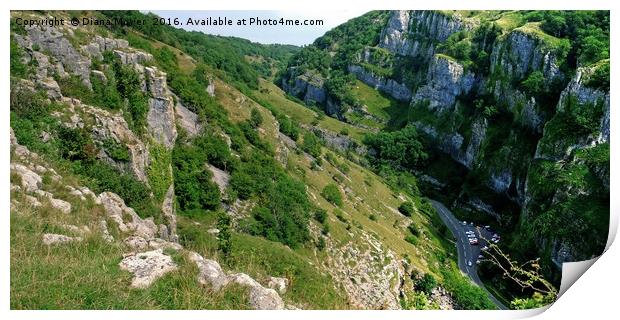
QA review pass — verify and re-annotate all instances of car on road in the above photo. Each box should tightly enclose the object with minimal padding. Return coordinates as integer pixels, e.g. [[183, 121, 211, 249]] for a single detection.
[[469, 239, 479, 245], [467, 260, 473, 267], [465, 230, 475, 235], [467, 234, 476, 238]]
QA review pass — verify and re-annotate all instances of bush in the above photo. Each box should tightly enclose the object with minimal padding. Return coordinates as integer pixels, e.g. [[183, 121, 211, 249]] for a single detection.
[[322, 184, 343, 207], [442, 267, 496, 309], [172, 143, 221, 212], [302, 131, 322, 158], [405, 235, 418, 245], [521, 71, 545, 96], [415, 274, 437, 295], [249, 108, 263, 128], [102, 138, 130, 162], [407, 223, 420, 237], [314, 209, 328, 224], [398, 201, 415, 217], [363, 125, 427, 170]]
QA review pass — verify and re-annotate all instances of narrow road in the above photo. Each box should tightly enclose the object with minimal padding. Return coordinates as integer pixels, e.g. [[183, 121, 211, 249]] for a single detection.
[[430, 199, 508, 310]]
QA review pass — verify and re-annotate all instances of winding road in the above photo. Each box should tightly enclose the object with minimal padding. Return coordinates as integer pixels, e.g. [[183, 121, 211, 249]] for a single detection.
[[430, 199, 508, 310]]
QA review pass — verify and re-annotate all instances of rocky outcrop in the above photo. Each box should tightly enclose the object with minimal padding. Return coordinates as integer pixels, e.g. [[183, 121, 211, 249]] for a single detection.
[[188, 252, 285, 310], [61, 98, 151, 182], [175, 101, 201, 137], [379, 10, 476, 58], [14, 25, 92, 86], [207, 165, 230, 194], [80, 35, 129, 60], [160, 185, 178, 242], [281, 69, 327, 105], [145, 67, 177, 149], [348, 64, 412, 101], [119, 249, 178, 289], [490, 27, 563, 82], [98, 192, 158, 239], [412, 55, 475, 112]]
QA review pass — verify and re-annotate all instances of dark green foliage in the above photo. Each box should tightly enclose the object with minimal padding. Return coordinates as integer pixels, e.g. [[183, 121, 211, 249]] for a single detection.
[[76, 160, 157, 219], [584, 61, 609, 91], [102, 138, 130, 162], [314, 209, 328, 224], [398, 201, 415, 217], [249, 108, 263, 128], [194, 132, 235, 171], [324, 70, 358, 106], [363, 125, 428, 170], [525, 11, 609, 67], [415, 274, 437, 295], [229, 149, 311, 248], [57, 127, 98, 162], [172, 143, 221, 212], [57, 75, 94, 103], [321, 184, 342, 207], [302, 131, 322, 158], [276, 114, 300, 140], [407, 223, 420, 237], [521, 71, 545, 96]]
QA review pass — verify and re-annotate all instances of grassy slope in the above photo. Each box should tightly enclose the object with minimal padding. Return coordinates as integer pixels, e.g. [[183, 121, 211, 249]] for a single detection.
[[216, 76, 455, 279]]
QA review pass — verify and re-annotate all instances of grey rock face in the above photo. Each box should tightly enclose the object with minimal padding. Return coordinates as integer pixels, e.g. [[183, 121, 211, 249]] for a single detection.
[[348, 64, 412, 101], [16, 25, 92, 87], [161, 184, 178, 242], [490, 30, 562, 82], [80, 35, 129, 60], [98, 192, 158, 239], [282, 70, 327, 105], [62, 98, 150, 182], [175, 101, 201, 137], [488, 170, 512, 193], [462, 118, 488, 169], [145, 67, 177, 149], [413, 55, 475, 112], [379, 10, 475, 58]]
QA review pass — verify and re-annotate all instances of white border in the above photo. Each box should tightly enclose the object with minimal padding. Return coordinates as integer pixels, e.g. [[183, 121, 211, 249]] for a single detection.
[[2, 1, 618, 319]]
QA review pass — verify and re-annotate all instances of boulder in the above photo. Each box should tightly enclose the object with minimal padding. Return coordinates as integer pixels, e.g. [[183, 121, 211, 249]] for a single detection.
[[188, 251, 230, 291], [10, 164, 42, 192], [42, 233, 82, 245], [119, 249, 178, 289], [50, 198, 72, 214]]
